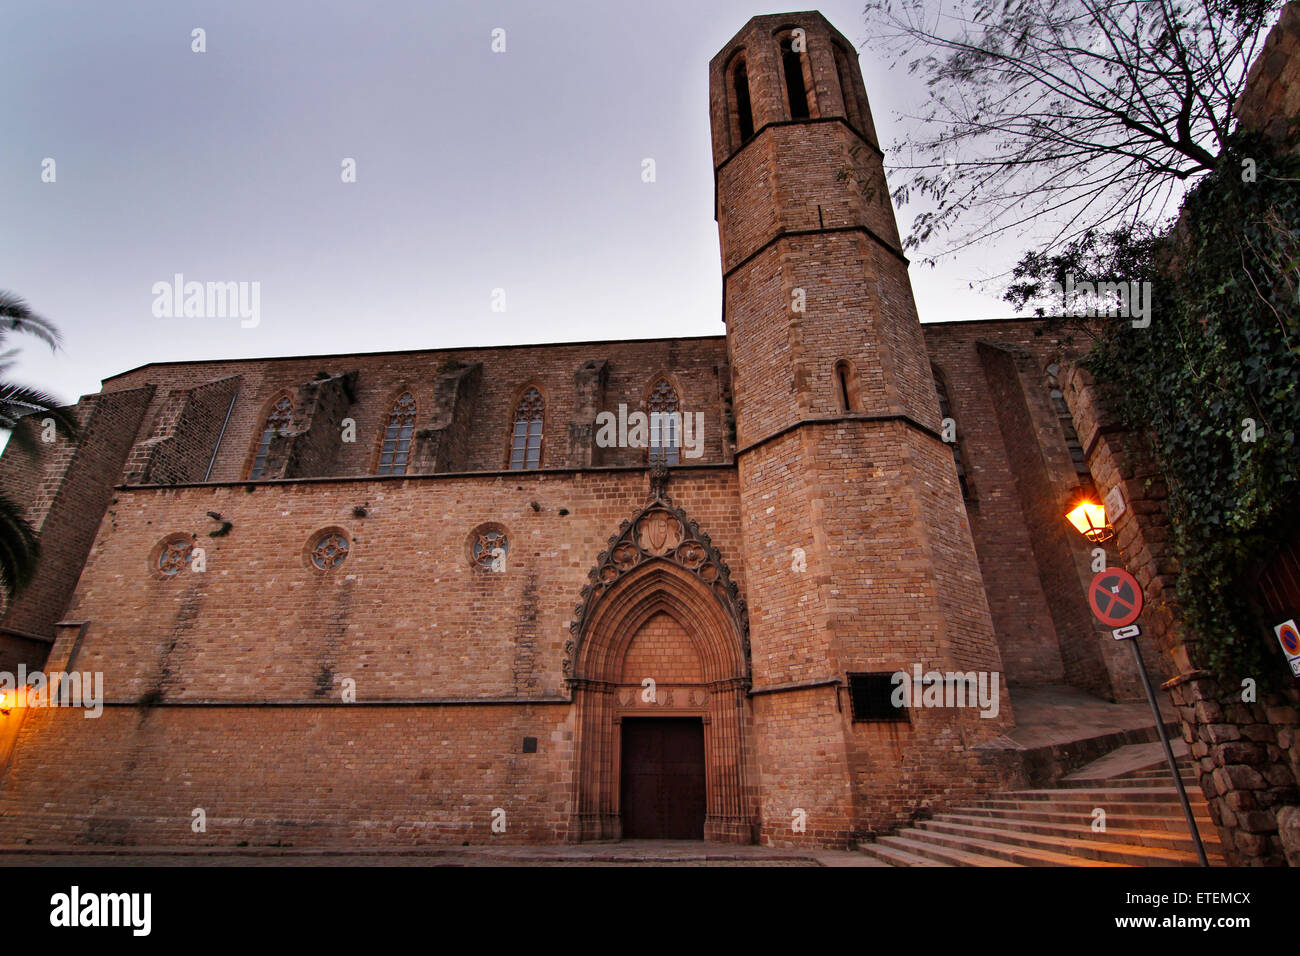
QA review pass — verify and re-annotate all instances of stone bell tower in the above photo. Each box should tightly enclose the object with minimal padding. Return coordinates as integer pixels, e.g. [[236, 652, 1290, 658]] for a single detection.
[[711, 12, 1013, 844]]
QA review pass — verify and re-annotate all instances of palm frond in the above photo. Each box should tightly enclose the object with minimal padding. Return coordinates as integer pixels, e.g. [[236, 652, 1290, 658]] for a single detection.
[[0, 383, 79, 455], [0, 489, 39, 596], [0, 290, 63, 351]]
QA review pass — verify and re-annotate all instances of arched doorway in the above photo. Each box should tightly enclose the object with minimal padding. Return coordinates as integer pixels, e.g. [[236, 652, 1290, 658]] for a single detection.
[[565, 490, 755, 842]]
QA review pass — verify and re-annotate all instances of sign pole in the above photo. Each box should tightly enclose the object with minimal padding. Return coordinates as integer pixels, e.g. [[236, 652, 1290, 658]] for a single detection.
[[1125, 635, 1209, 867], [1088, 567, 1208, 866]]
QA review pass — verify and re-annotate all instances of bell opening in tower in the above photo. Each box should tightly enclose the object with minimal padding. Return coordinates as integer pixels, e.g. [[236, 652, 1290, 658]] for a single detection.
[[734, 60, 754, 141], [781, 37, 810, 119]]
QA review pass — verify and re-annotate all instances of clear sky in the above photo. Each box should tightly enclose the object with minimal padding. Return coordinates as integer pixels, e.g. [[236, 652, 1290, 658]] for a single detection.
[[2, 0, 1026, 409]]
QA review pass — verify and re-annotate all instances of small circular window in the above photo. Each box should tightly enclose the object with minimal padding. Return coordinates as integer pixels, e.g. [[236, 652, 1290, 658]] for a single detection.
[[155, 536, 195, 576], [310, 531, 350, 571], [469, 523, 509, 572]]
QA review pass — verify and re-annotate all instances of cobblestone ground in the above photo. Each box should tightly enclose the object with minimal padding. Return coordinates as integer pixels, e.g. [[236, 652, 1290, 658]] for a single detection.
[[0, 840, 882, 867]]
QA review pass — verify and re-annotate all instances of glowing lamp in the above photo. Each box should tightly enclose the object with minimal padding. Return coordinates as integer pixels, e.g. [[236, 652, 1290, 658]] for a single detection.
[[0, 685, 25, 715], [1066, 500, 1113, 543]]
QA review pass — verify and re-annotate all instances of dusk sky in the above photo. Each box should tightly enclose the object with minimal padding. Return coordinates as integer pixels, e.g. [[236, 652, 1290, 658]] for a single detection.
[[3, 1, 1029, 410]]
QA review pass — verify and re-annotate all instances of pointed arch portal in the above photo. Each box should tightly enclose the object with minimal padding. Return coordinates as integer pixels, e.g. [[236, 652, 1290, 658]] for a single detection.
[[566, 489, 756, 842]]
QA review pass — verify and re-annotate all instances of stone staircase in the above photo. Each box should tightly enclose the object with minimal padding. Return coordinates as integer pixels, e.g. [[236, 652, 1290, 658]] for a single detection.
[[858, 743, 1224, 866]]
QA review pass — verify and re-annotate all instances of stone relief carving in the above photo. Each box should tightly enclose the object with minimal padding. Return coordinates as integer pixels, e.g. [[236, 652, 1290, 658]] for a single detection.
[[566, 479, 750, 678]]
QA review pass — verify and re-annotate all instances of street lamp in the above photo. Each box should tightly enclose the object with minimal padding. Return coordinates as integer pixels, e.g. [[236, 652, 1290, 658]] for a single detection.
[[1063, 497, 1209, 866], [1066, 499, 1113, 543], [0, 684, 27, 716]]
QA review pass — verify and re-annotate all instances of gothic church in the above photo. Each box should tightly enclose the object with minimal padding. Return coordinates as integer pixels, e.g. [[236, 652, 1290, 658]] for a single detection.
[[0, 11, 1151, 848]]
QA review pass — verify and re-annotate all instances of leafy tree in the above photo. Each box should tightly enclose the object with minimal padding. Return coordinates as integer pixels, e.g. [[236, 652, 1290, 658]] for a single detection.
[[1004, 134, 1300, 676]]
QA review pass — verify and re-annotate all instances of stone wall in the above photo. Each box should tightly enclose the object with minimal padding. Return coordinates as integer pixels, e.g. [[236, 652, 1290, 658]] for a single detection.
[[0, 386, 154, 667], [923, 320, 1145, 698], [102, 337, 735, 483], [0, 468, 745, 846], [1235, 2, 1300, 144], [122, 375, 241, 485]]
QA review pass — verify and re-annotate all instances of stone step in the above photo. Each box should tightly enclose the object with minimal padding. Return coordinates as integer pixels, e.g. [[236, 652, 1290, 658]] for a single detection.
[[1059, 741, 1193, 783], [1119, 761, 1194, 773], [948, 804, 1217, 836], [860, 733, 1227, 867], [982, 786, 1206, 805], [872, 833, 1028, 867], [880, 829, 1127, 867], [926, 813, 1221, 856], [1056, 775, 1200, 789], [1121, 771, 1196, 781], [973, 797, 1213, 824], [1123, 770, 1190, 780], [854, 841, 952, 867], [913, 819, 1210, 866], [1126, 763, 1195, 774]]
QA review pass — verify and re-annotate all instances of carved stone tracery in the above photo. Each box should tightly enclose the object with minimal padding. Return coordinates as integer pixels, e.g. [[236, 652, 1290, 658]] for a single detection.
[[565, 488, 750, 678]]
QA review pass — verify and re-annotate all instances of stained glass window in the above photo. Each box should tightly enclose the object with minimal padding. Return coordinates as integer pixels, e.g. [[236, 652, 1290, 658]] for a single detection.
[[647, 379, 681, 466], [250, 395, 293, 480], [510, 388, 544, 470], [311, 533, 349, 571], [472, 529, 509, 572], [158, 539, 193, 575], [377, 392, 417, 475]]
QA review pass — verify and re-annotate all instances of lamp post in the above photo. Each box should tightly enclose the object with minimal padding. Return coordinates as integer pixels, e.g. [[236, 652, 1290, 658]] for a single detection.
[[1066, 501, 1209, 867]]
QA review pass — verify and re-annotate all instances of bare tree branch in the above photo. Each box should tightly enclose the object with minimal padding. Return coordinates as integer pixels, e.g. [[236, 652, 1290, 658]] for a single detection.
[[863, 0, 1281, 263]]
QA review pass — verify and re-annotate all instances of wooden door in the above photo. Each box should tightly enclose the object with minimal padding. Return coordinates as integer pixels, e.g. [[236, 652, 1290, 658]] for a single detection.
[[620, 718, 706, 839]]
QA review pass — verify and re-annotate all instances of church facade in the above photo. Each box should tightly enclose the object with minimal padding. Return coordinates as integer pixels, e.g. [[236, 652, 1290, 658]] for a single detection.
[[0, 12, 1158, 849]]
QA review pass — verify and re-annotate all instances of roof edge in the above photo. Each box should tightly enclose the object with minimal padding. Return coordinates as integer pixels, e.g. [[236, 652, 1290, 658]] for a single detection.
[[101, 333, 730, 383]]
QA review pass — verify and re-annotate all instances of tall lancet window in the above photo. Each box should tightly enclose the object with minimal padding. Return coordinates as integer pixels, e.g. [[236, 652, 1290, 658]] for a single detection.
[[249, 394, 293, 480], [510, 387, 544, 470], [733, 59, 754, 142], [835, 360, 860, 412], [833, 43, 865, 131], [647, 378, 681, 466], [377, 392, 417, 475], [781, 35, 811, 120]]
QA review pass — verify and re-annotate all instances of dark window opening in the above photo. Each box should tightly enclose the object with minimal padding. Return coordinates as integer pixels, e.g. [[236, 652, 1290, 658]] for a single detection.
[[848, 673, 907, 722], [734, 62, 754, 141], [835, 360, 860, 412], [781, 39, 810, 119], [833, 44, 863, 130]]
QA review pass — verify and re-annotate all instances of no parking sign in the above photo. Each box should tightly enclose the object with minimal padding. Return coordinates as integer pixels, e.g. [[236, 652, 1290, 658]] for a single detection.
[[1088, 568, 1144, 629], [1274, 619, 1300, 677]]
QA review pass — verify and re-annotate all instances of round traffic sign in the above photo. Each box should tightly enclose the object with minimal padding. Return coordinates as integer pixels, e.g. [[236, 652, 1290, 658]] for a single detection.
[[1279, 621, 1300, 656], [1088, 568, 1144, 628]]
